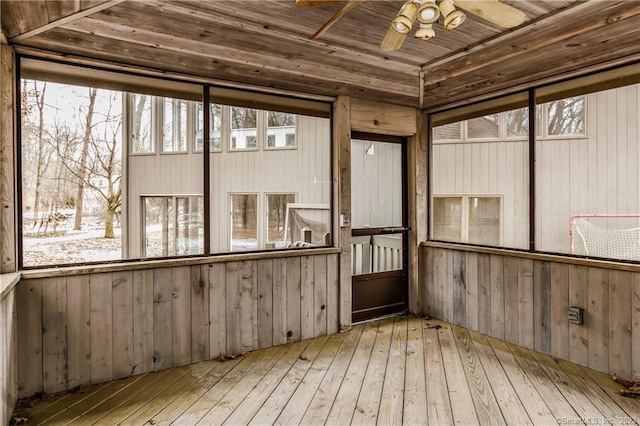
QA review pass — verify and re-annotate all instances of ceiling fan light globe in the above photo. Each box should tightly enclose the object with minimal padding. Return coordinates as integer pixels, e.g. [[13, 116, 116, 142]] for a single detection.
[[391, 15, 413, 34], [417, 2, 439, 24], [415, 23, 436, 39], [444, 10, 466, 30]]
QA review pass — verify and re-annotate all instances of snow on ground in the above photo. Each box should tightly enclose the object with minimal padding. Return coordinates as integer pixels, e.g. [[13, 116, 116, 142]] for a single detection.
[[23, 227, 122, 267]]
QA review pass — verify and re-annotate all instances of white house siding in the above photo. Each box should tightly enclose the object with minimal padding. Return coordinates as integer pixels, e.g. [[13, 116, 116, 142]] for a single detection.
[[432, 84, 640, 254], [127, 114, 330, 257], [432, 139, 529, 249], [535, 84, 640, 254], [127, 153, 204, 257], [351, 139, 403, 228]]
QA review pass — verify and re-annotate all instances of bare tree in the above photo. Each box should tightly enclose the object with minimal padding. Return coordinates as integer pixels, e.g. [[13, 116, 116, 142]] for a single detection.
[[30, 81, 53, 228], [41, 121, 78, 233], [58, 90, 122, 238], [73, 87, 98, 230]]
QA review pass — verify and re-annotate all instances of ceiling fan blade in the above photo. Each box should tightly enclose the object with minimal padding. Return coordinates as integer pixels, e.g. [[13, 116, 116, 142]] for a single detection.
[[454, 0, 526, 28], [309, 0, 367, 40], [295, 0, 340, 7], [380, 25, 408, 51]]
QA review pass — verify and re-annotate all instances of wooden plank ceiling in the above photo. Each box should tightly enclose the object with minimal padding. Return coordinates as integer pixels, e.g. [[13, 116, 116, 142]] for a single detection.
[[2, 0, 640, 109]]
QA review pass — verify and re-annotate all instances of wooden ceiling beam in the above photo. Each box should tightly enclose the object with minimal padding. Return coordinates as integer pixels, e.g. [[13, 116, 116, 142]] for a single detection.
[[146, 0, 420, 74], [420, 1, 596, 84], [60, 17, 419, 98], [9, 0, 125, 43]]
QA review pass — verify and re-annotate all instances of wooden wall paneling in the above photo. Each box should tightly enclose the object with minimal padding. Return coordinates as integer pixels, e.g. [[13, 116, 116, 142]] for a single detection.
[[568, 265, 589, 367], [16, 279, 42, 398], [465, 252, 478, 331], [286, 256, 302, 342], [407, 111, 428, 315], [429, 249, 446, 319], [9, 290, 17, 424], [533, 260, 551, 354], [190, 265, 210, 362], [489, 255, 505, 340], [633, 273, 640, 379], [350, 99, 417, 136], [333, 95, 352, 331], [428, 248, 442, 319], [41, 277, 67, 394], [422, 247, 432, 317], [608, 270, 632, 380], [476, 253, 491, 335], [90, 273, 113, 383], [1, 45, 16, 273], [587, 267, 609, 373], [133, 269, 154, 374], [0, 288, 17, 426], [153, 268, 173, 370], [326, 254, 339, 335], [1, 292, 5, 426], [550, 263, 569, 360], [172, 266, 192, 366], [257, 259, 274, 349], [66, 275, 91, 388], [272, 258, 288, 345], [313, 255, 328, 336], [518, 258, 534, 350], [225, 261, 242, 354], [0, 297, 2, 426], [503, 257, 519, 345], [209, 263, 226, 358], [441, 249, 453, 323], [452, 250, 466, 327], [240, 261, 258, 352], [300, 256, 314, 340], [112, 271, 134, 379]]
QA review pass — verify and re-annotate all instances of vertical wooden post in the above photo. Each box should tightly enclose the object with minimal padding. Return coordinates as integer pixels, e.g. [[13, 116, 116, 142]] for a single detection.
[[333, 95, 351, 331], [408, 110, 428, 314], [1, 44, 16, 273]]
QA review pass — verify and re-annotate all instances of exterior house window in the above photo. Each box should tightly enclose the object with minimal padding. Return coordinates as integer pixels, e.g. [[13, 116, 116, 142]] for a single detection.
[[195, 103, 222, 151], [432, 195, 502, 246], [467, 114, 499, 139], [230, 107, 257, 150], [544, 96, 585, 137], [433, 110, 530, 143], [532, 96, 585, 139], [433, 122, 461, 142], [131, 94, 154, 153], [266, 193, 296, 248], [19, 60, 332, 267], [230, 193, 258, 251], [266, 111, 296, 148], [162, 98, 188, 152], [142, 195, 203, 257], [506, 107, 529, 138]]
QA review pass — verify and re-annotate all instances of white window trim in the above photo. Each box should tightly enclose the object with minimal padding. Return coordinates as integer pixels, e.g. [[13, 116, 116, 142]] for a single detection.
[[431, 194, 504, 245]]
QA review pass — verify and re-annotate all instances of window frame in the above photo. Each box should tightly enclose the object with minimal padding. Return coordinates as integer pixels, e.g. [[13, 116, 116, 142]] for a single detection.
[[431, 194, 503, 246], [229, 192, 260, 252], [229, 106, 259, 152], [265, 111, 297, 150], [428, 63, 639, 263], [16, 55, 333, 270], [265, 192, 297, 249], [537, 96, 588, 140]]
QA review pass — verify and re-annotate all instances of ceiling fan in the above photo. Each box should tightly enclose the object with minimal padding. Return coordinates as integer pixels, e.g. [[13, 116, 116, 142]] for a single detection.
[[296, 0, 527, 51]]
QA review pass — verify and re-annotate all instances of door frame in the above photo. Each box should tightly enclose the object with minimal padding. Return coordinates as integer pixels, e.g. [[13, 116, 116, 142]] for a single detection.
[[350, 131, 409, 322]]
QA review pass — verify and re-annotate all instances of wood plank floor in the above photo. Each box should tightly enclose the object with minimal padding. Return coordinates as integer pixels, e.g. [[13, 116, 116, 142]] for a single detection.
[[12, 316, 640, 425]]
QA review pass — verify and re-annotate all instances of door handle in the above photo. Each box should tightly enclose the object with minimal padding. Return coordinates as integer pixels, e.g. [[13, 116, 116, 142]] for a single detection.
[[380, 227, 410, 234]]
